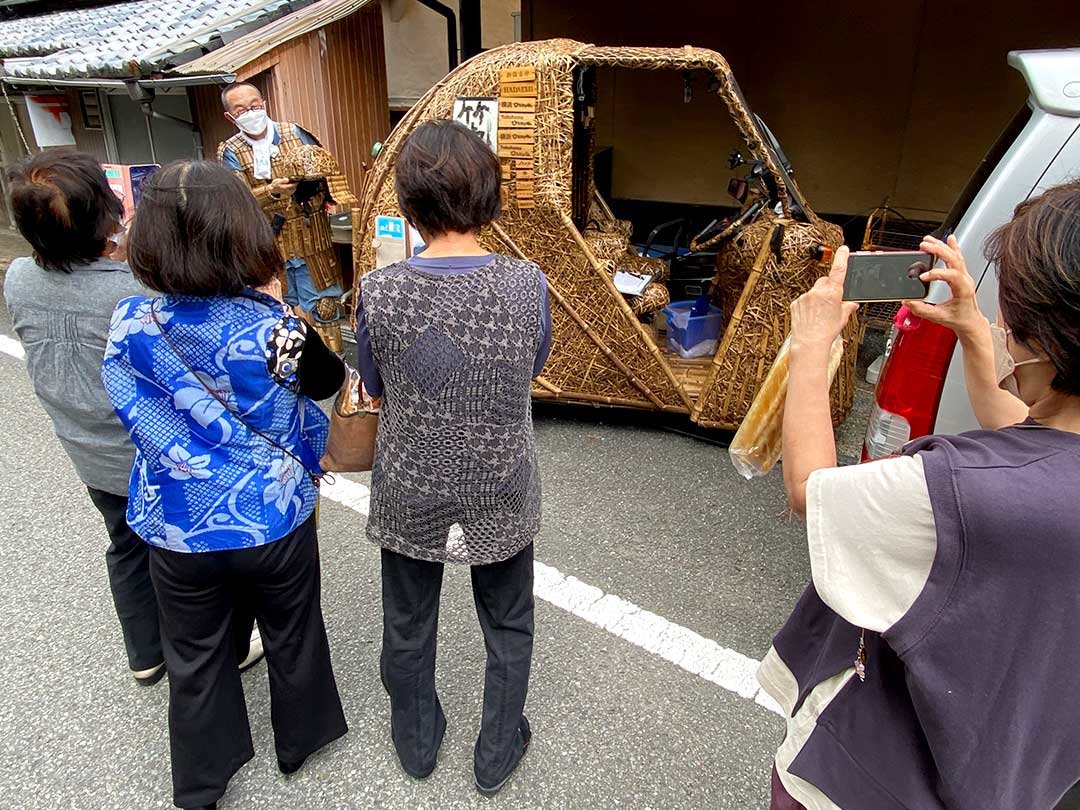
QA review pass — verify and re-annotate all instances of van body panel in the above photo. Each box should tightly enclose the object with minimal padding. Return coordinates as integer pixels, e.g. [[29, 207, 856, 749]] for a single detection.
[[934, 110, 1080, 435]]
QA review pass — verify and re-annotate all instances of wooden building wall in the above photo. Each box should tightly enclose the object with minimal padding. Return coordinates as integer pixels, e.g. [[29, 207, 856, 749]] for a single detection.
[[0, 90, 109, 162], [65, 89, 109, 163], [190, 5, 390, 195], [189, 83, 238, 159], [521, 0, 1080, 218]]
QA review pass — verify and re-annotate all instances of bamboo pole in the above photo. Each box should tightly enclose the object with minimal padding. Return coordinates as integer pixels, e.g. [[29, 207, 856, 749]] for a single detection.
[[691, 224, 776, 423], [534, 376, 561, 394], [557, 211, 695, 412], [532, 388, 689, 412], [491, 220, 670, 410]]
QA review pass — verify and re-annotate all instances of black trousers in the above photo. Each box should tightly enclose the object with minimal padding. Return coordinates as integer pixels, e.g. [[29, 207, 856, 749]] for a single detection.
[[149, 513, 347, 808], [380, 542, 534, 785], [86, 487, 163, 671]]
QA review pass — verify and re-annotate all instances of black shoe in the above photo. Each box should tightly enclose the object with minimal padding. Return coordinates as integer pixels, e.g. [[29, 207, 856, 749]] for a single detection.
[[401, 708, 446, 780], [278, 756, 308, 776], [132, 662, 166, 687], [184, 804, 216, 810], [475, 716, 532, 797]]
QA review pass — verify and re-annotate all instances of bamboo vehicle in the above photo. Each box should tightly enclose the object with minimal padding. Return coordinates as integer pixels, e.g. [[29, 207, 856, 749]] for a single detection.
[[353, 39, 861, 429]]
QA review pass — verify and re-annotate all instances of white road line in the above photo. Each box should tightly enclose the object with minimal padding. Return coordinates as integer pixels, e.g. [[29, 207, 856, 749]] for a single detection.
[[325, 474, 780, 714], [0, 334, 25, 360], [322, 473, 371, 515], [1, 335, 781, 716]]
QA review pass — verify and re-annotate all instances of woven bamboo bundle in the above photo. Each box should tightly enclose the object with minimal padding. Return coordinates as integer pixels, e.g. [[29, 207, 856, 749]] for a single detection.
[[353, 39, 857, 428], [695, 213, 861, 428]]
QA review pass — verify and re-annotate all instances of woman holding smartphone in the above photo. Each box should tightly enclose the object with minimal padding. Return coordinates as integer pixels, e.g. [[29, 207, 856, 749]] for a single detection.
[[761, 181, 1080, 810]]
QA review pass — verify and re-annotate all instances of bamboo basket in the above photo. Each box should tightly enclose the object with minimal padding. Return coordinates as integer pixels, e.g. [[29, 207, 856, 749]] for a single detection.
[[859, 205, 944, 331], [353, 39, 860, 429]]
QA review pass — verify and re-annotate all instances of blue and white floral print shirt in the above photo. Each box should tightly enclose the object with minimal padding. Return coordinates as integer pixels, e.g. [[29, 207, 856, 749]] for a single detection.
[[102, 291, 327, 552]]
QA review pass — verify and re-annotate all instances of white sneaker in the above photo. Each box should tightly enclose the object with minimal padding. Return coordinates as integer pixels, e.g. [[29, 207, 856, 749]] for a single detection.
[[132, 662, 166, 687], [239, 624, 265, 672]]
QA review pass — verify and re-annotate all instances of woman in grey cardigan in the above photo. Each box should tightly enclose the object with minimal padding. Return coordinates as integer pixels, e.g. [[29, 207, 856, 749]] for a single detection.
[[2, 152, 263, 685], [355, 120, 551, 795]]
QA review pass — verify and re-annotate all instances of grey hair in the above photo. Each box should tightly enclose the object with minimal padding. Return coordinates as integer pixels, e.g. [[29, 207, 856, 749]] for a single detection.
[[220, 82, 261, 111]]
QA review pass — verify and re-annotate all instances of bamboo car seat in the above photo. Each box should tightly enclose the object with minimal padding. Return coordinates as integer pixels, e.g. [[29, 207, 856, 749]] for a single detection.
[[582, 197, 671, 318]]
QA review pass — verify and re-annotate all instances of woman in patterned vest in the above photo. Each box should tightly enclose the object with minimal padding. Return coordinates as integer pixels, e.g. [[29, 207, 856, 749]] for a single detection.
[[103, 161, 348, 810], [355, 120, 552, 795]]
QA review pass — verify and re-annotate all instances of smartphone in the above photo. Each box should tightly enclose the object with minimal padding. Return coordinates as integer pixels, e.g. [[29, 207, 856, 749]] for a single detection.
[[842, 251, 931, 302]]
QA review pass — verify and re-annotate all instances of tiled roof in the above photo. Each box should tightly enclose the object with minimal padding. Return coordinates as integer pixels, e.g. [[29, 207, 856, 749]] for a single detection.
[[0, 0, 304, 78], [176, 0, 372, 75]]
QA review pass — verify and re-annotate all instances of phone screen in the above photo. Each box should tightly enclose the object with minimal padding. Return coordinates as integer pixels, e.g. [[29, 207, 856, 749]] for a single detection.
[[843, 251, 931, 302]]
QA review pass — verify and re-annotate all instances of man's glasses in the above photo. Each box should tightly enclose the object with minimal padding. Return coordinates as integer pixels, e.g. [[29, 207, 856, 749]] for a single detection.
[[232, 102, 265, 115]]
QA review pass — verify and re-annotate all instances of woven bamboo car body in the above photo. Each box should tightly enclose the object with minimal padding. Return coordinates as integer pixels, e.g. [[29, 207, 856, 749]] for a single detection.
[[353, 39, 860, 429]]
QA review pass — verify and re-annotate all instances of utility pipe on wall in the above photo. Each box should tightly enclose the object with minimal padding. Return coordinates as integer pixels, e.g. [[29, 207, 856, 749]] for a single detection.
[[414, 0, 458, 71], [459, 0, 482, 61], [143, 104, 204, 159]]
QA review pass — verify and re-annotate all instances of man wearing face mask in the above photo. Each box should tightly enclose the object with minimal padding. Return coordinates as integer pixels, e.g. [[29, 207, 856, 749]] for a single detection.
[[218, 82, 346, 351], [755, 180, 1080, 810]]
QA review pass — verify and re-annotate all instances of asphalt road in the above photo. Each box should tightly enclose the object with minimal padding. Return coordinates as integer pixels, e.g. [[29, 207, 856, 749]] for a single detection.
[[0, 231, 845, 809]]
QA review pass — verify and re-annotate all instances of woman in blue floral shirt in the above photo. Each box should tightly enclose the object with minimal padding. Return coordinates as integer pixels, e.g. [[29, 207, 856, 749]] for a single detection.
[[102, 161, 347, 810]]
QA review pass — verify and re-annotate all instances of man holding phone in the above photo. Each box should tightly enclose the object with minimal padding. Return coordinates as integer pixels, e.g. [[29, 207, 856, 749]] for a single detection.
[[219, 82, 347, 351]]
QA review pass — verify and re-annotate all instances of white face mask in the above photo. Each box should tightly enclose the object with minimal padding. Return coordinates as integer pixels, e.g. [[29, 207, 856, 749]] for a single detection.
[[990, 322, 1048, 397], [233, 108, 268, 137]]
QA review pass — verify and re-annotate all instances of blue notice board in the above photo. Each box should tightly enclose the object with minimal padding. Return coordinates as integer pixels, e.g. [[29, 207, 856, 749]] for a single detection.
[[375, 216, 405, 240]]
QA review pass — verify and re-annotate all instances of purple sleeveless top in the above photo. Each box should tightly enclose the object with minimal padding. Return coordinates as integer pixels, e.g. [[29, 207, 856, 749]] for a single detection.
[[773, 423, 1080, 809]]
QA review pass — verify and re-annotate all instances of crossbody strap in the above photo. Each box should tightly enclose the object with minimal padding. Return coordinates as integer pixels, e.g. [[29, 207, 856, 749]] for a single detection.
[[149, 299, 322, 486]]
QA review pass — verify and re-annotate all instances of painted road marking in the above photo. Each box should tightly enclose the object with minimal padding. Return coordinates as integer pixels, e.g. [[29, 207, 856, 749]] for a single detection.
[[0, 335, 25, 360], [0, 336, 782, 716], [322, 476, 781, 714]]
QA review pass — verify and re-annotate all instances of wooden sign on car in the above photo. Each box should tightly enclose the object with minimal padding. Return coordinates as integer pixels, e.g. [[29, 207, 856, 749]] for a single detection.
[[500, 97, 537, 113], [498, 142, 534, 159], [499, 112, 536, 130], [499, 66, 536, 84], [499, 81, 538, 98], [498, 129, 535, 145]]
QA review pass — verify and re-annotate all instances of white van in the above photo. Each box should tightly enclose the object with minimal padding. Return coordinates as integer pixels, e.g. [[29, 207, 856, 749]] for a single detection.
[[863, 48, 1080, 459]]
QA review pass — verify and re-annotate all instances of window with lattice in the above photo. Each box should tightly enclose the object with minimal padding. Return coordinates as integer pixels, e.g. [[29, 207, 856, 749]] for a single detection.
[[79, 90, 103, 131]]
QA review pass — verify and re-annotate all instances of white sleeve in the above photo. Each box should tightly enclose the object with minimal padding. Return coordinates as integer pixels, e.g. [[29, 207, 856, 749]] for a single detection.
[[805, 455, 937, 633]]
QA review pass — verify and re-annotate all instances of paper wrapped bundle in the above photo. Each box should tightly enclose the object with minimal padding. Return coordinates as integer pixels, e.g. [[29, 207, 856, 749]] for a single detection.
[[729, 334, 845, 479]]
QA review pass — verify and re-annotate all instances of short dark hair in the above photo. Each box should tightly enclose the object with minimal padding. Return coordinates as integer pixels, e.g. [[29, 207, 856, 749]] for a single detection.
[[6, 150, 122, 273], [989, 179, 1080, 396], [394, 119, 501, 237], [127, 160, 281, 296], [220, 81, 261, 111]]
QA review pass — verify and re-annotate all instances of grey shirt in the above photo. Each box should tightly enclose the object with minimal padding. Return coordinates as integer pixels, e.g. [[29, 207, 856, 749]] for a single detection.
[[4, 256, 144, 496]]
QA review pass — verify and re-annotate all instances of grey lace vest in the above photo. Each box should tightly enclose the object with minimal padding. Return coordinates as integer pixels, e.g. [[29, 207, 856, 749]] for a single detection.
[[361, 255, 544, 564]]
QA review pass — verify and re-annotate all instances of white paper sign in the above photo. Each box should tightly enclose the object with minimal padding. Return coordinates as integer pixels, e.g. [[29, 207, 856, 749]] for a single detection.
[[373, 215, 407, 269], [452, 97, 499, 152], [408, 225, 426, 257], [26, 95, 75, 147], [613, 271, 652, 297]]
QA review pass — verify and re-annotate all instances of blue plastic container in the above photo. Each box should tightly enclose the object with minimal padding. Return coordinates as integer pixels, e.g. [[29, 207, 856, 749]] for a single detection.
[[663, 300, 723, 359]]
